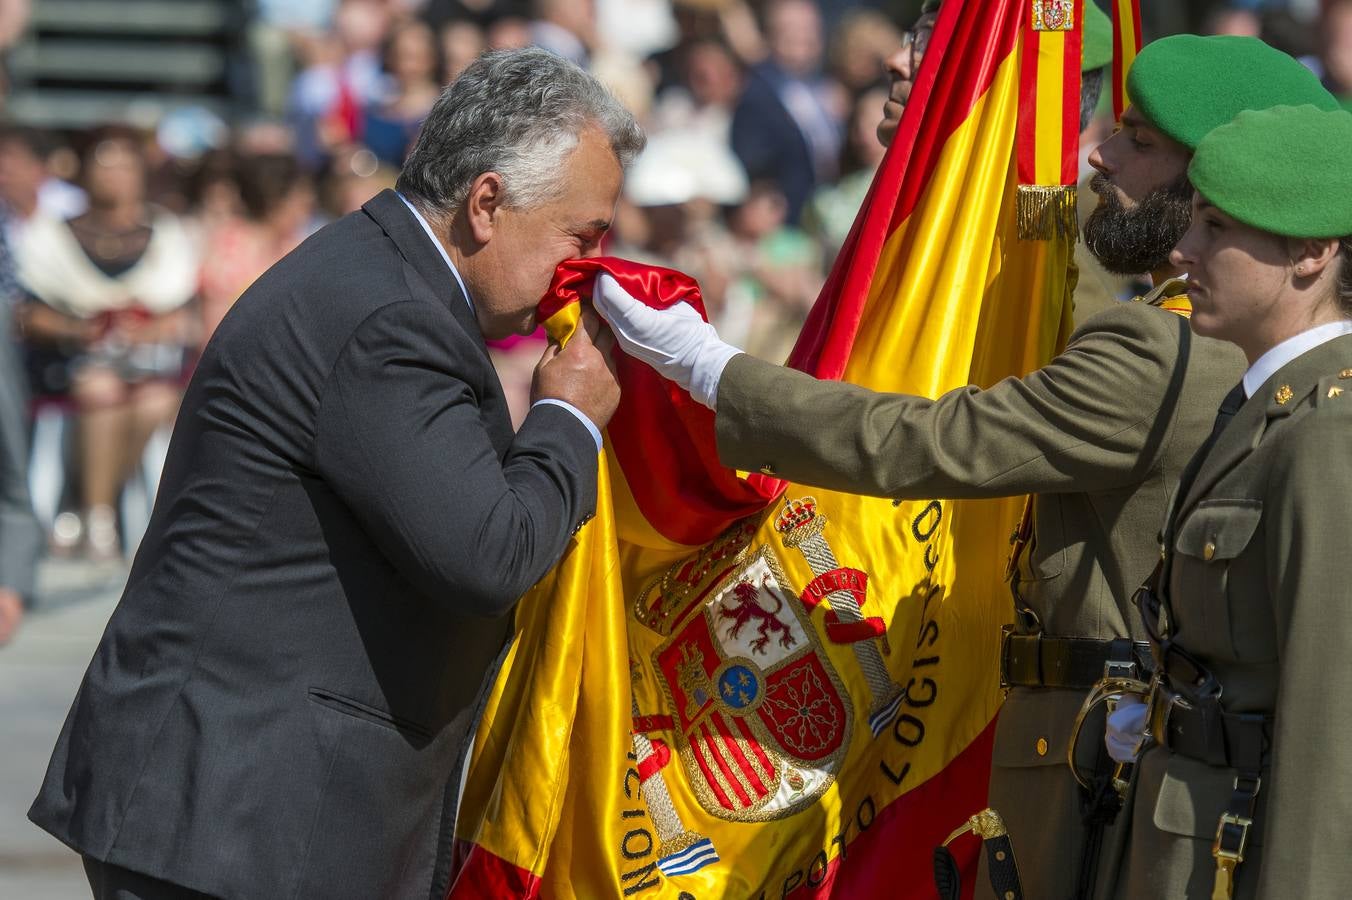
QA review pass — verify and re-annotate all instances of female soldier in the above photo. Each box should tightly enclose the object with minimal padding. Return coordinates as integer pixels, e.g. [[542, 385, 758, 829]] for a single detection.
[[1114, 103, 1352, 899]]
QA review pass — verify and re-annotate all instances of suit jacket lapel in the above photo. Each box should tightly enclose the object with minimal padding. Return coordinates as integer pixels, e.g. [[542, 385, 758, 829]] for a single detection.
[[361, 189, 487, 354]]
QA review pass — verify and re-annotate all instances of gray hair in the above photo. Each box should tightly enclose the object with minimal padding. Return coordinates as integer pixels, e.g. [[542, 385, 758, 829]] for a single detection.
[[396, 48, 645, 214]]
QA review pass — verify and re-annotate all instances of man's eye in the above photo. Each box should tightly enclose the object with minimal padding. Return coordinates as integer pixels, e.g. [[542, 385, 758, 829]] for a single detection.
[[1131, 136, 1149, 150]]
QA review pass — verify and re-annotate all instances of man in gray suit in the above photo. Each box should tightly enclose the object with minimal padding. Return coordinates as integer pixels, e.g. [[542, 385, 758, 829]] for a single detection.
[[30, 49, 640, 899]]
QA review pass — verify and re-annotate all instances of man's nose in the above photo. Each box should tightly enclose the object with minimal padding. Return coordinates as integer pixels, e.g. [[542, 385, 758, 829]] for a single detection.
[[884, 44, 911, 81], [1086, 139, 1113, 177]]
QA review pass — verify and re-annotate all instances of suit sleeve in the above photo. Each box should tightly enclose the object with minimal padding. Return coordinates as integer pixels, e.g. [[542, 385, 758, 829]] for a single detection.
[[715, 303, 1191, 500], [1258, 411, 1352, 896], [314, 300, 598, 618]]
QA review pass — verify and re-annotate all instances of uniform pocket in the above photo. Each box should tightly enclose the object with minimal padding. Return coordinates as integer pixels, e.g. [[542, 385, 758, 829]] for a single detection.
[[1172, 499, 1262, 658]]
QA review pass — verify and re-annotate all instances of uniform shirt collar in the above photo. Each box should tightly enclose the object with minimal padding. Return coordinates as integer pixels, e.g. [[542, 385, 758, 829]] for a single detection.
[[397, 192, 474, 312], [1242, 319, 1352, 398]]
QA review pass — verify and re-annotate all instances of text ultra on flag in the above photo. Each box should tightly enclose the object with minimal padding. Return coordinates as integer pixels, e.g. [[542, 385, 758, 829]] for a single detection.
[[448, 0, 1078, 895]]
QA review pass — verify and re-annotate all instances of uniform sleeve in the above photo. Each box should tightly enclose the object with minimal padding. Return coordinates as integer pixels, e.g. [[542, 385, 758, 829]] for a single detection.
[[314, 300, 598, 618], [715, 302, 1191, 500], [1257, 411, 1352, 896]]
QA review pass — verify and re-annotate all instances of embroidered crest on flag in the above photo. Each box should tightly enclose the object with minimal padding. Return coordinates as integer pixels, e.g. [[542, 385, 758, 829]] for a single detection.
[[634, 520, 853, 823], [1032, 0, 1074, 30]]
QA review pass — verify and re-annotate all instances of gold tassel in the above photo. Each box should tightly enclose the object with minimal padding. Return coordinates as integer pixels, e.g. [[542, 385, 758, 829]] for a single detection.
[[1016, 184, 1079, 242]]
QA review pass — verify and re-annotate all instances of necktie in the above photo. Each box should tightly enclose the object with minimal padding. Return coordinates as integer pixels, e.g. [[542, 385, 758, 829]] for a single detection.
[[1168, 381, 1246, 540]]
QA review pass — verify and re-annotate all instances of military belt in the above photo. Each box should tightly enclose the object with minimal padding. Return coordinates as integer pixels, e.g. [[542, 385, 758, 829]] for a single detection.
[[1000, 631, 1151, 690], [1148, 684, 1273, 770]]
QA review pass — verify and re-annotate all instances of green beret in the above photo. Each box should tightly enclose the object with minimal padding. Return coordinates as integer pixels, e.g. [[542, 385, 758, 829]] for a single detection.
[[1127, 34, 1338, 149], [1189, 105, 1352, 238], [1082, 2, 1113, 72]]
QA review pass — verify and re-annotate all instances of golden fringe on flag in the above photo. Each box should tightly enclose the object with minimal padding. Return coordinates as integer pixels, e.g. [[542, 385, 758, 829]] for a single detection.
[[1016, 0, 1084, 241]]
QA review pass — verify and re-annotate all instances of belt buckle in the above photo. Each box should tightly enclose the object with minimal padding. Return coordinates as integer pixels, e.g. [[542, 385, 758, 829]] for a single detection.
[[1104, 657, 1139, 681], [1212, 810, 1253, 862]]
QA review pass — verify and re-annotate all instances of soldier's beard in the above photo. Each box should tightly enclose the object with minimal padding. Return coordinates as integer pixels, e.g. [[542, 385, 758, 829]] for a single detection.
[[1083, 172, 1193, 276]]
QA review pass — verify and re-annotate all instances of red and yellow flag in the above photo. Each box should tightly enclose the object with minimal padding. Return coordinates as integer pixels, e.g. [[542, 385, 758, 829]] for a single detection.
[[448, 0, 1080, 895], [1111, 0, 1144, 119]]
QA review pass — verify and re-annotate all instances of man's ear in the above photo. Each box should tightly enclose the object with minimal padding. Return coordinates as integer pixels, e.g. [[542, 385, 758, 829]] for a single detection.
[[464, 172, 506, 245]]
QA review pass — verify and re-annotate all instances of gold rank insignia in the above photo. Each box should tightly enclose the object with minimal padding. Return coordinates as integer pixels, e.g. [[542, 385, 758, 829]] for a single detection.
[[1330, 385, 1345, 399], [1340, 368, 1352, 379], [1275, 385, 1294, 405]]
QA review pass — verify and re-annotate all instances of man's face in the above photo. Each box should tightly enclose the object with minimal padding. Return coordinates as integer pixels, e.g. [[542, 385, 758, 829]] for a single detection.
[[877, 10, 936, 147], [768, 0, 824, 77], [472, 127, 622, 339], [1083, 106, 1194, 275]]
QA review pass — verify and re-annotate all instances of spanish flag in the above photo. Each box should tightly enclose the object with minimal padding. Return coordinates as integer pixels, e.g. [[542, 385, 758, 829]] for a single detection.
[[448, 0, 1081, 895]]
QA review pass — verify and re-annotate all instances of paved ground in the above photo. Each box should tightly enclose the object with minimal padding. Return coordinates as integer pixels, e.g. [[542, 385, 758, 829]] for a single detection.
[[0, 559, 127, 898]]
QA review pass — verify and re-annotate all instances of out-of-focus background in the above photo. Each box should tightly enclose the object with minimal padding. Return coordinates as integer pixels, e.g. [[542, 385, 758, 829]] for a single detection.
[[0, 0, 1343, 893]]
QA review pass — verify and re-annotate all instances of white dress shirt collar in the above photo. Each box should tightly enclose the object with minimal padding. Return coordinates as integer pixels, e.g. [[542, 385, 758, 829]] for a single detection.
[[1242, 319, 1352, 398], [396, 192, 474, 312]]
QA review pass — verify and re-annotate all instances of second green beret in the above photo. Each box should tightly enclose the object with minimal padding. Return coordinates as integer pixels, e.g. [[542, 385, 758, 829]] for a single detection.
[[1082, 2, 1113, 73], [1127, 34, 1337, 149], [1189, 104, 1352, 238]]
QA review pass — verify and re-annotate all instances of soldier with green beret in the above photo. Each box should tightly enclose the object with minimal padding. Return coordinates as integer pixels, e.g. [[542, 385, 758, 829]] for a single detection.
[[1105, 104, 1352, 900], [595, 31, 1331, 900]]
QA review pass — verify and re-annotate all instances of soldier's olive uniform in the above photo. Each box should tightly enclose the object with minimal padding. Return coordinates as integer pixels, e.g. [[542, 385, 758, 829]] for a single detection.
[[714, 295, 1244, 900], [1111, 102, 1352, 900], [1118, 335, 1352, 899]]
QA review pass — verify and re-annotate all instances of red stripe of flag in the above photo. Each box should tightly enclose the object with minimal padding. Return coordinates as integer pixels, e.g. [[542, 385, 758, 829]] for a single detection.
[[1016, 23, 1041, 186], [1061, 1, 1083, 185], [688, 727, 736, 811], [701, 718, 754, 808], [735, 714, 777, 783], [784, 0, 1024, 383], [714, 711, 769, 797]]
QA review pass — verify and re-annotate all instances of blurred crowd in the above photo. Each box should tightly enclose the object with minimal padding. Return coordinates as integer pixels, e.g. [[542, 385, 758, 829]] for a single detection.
[[1, 0, 1351, 578]]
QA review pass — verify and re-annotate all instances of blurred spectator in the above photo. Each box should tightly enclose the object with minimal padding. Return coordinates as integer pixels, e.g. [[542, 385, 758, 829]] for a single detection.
[[14, 128, 198, 560], [0, 125, 87, 247], [0, 207, 42, 646], [803, 84, 889, 260], [730, 0, 845, 224], [199, 153, 316, 347], [1205, 3, 1262, 37], [1321, 0, 1352, 96], [717, 180, 821, 361], [364, 18, 442, 167], [650, 37, 743, 144], [0, 0, 30, 100], [250, 0, 341, 116], [529, 0, 596, 66], [287, 0, 391, 168], [323, 145, 399, 216], [828, 9, 904, 95], [440, 18, 487, 82]]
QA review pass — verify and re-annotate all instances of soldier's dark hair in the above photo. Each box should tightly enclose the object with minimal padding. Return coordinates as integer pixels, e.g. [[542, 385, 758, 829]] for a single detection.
[[1080, 68, 1105, 133], [396, 48, 644, 216], [1336, 238, 1352, 318]]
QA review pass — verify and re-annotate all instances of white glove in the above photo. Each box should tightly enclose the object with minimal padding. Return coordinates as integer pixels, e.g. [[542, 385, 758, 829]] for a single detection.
[[591, 272, 742, 409], [1105, 694, 1149, 764]]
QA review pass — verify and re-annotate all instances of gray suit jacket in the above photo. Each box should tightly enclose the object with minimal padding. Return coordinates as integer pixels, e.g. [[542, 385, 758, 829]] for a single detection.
[[29, 190, 599, 899], [715, 295, 1245, 900]]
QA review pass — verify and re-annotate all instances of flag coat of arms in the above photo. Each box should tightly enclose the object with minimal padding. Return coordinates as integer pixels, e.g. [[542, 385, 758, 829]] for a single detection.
[[447, 0, 1086, 895]]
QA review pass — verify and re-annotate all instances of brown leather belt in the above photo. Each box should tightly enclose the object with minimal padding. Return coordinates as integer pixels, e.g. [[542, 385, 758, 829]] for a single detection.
[[1000, 631, 1150, 691]]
